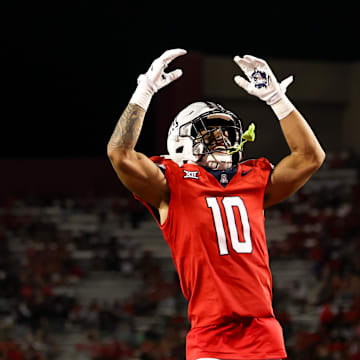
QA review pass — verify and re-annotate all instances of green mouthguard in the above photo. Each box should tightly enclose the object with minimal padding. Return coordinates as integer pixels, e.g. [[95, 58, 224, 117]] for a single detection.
[[227, 123, 256, 155]]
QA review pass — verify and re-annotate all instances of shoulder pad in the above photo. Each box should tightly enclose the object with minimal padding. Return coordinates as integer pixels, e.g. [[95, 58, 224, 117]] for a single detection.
[[241, 157, 274, 170], [150, 156, 165, 164]]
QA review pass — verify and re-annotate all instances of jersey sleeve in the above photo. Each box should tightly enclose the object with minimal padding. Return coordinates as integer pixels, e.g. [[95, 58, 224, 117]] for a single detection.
[[149, 156, 167, 175]]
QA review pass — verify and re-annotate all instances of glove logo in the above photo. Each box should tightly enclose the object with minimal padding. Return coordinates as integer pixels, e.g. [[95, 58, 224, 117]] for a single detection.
[[251, 70, 269, 89]]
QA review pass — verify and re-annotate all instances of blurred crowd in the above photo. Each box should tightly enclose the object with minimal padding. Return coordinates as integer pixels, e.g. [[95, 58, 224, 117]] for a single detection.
[[269, 150, 360, 360], [0, 150, 359, 360], [0, 192, 187, 360]]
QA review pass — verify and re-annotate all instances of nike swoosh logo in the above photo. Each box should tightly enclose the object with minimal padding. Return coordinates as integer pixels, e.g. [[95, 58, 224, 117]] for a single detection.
[[241, 169, 254, 176]]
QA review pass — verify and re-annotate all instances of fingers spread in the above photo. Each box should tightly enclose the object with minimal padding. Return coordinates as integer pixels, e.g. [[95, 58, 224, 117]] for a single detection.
[[160, 49, 187, 64], [234, 75, 251, 92], [243, 55, 267, 68], [233, 56, 254, 75], [166, 69, 183, 83], [280, 75, 294, 90]]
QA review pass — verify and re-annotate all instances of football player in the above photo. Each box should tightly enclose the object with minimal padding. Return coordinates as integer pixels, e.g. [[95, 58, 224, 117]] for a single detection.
[[107, 49, 325, 360]]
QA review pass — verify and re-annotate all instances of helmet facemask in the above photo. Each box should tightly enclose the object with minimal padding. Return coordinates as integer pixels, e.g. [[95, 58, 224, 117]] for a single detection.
[[166, 102, 245, 169], [179, 114, 243, 170]]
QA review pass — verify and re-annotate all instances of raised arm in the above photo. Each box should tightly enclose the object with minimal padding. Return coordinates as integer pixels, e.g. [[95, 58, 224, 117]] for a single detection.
[[233, 55, 325, 208], [107, 49, 187, 211], [263, 106, 325, 207]]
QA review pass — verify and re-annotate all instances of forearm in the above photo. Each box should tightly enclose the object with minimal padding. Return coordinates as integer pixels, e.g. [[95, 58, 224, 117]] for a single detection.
[[279, 107, 325, 164], [107, 103, 145, 154], [263, 107, 325, 208], [233, 54, 325, 207]]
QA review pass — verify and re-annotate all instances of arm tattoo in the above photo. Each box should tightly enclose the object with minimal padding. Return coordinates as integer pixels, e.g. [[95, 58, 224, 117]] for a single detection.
[[108, 103, 145, 151]]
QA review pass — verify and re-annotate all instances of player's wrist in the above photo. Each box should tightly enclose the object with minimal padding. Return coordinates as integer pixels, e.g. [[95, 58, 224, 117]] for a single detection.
[[129, 75, 156, 111], [270, 95, 295, 120]]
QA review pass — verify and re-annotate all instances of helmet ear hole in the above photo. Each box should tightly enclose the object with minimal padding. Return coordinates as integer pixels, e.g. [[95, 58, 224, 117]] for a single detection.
[[176, 146, 184, 153]]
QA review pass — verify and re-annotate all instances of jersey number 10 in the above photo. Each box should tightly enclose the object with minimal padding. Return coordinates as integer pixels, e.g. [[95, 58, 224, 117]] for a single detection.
[[206, 196, 253, 255]]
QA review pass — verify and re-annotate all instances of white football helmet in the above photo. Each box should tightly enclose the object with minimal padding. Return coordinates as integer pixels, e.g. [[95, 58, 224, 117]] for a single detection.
[[166, 101, 243, 169]]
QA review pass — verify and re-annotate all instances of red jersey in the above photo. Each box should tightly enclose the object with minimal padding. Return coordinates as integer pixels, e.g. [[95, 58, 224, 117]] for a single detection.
[[136, 157, 287, 360]]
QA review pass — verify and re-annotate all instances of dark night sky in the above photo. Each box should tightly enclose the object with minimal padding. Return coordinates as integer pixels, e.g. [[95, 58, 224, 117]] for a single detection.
[[2, 2, 357, 158]]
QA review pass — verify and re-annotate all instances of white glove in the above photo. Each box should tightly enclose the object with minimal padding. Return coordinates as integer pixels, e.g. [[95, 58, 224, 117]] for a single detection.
[[130, 48, 187, 110], [233, 55, 295, 119]]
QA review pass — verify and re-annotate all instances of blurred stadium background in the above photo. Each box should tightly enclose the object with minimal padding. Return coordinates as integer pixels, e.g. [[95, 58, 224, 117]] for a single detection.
[[2, 3, 360, 360]]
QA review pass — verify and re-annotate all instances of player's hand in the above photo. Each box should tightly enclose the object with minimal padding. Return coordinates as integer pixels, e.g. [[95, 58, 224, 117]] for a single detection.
[[233, 55, 293, 105], [138, 49, 187, 92], [130, 49, 187, 110]]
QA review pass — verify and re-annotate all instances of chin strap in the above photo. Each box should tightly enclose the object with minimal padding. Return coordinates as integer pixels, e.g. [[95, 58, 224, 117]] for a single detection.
[[227, 123, 256, 155]]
